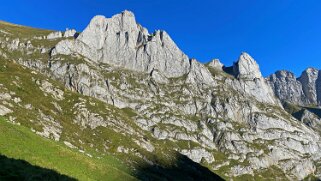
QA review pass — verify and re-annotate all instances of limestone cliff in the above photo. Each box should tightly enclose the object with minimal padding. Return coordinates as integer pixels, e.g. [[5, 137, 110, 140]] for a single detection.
[[52, 11, 190, 78]]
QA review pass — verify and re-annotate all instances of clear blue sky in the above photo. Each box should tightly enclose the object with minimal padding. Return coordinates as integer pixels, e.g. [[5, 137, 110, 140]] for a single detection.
[[1, 0, 321, 77]]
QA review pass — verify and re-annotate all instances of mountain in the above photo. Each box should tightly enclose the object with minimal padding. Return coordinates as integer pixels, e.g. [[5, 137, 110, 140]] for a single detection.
[[268, 68, 321, 107], [0, 10, 321, 180]]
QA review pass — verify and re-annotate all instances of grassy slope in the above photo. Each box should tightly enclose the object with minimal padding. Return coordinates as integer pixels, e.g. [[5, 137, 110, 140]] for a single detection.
[[0, 117, 137, 181]]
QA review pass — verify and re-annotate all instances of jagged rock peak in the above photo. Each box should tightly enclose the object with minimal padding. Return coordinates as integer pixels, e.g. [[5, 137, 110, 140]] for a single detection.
[[88, 10, 137, 29], [233, 52, 262, 79], [299, 68, 319, 85], [77, 10, 143, 50], [298, 67, 320, 105], [267, 68, 321, 106], [301, 67, 319, 75], [52, 10, 190, 78], [274, 70, 296, 79], [186, 59, 215, 85], [208, 59, 224, 70], [267, 70, 305, 105]]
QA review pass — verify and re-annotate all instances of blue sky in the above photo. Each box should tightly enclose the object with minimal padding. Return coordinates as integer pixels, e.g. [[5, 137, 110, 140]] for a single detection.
[[1, 0, 321, 77]]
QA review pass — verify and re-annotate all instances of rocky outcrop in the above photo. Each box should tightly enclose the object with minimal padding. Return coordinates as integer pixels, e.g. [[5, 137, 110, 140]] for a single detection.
[[298, 68, 319, 105], [233, 52, 262, 80], [186, 59, 215, 85], [268, 68, 321, 107], [47, 31, 63, 39], [229, 53, 280, 105], [268, 70, 306, 105], [299, 109, 321, 128], [52, 10, 190, 78], [208, 59, 224, 70], [180, 148, 215, 163], [318, 71, 321, 106], [0, 105, 12, 116], [63, 29, 77, 38]]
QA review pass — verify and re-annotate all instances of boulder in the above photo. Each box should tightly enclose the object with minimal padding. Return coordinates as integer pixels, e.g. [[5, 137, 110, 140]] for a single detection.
[[64, 29, 77, 38], [47, 31, 63, 39]]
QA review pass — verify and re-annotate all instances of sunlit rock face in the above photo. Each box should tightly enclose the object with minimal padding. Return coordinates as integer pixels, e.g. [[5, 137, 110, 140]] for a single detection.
[[230, 52, 280, 105], [233, 52, 262, 80], [52, 10, 190, 78]]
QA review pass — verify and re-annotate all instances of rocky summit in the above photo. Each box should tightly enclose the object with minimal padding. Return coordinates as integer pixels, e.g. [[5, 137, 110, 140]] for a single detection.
[[1, 10, 321, 180], [52, 10, 190, 78]]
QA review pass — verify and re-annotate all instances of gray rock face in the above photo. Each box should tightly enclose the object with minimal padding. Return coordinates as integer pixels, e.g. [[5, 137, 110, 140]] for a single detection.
[[298, 68, 319, 105], [180, 148, 215, 163], [299, 109, 321, 128], [36, 80, 64, 101], [36, 110, 62, 141], [268, 70, 306, 105], [318, 71, 321, 105], [52, 10, 190, 78], [8, 38, 20, 50], [229, 53, 280, 105], [268, 68, 321, 106], [233, 52, 262, 80], [63, 29, 77, 38], [227, 77, 279, 105], [47, 31, 63, 39], [0, 105, 12, 116], [186, 59, 215, 85], [208, 59, 224, 70]]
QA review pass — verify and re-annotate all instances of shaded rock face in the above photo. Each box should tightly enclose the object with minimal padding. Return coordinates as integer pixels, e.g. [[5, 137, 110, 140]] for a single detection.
[[300, 109, 321, 128], [52, 11, 190, 78], [318, 71, 321, 105], [268, 68, 321, 106]]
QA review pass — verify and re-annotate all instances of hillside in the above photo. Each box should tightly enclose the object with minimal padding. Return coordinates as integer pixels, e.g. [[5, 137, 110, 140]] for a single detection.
[[0, 117, 136, 181], [0, 11, 321, 180]]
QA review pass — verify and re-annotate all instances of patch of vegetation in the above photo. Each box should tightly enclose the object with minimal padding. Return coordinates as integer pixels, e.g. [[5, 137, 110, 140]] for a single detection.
[[0, 21, 52, 39], [282, 101, 302, 115], [0, 117, 137, 181], [206, 66, 235, 80]]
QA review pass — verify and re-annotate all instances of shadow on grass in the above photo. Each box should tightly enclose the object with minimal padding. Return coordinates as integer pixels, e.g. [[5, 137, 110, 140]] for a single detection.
[[135, 153, 224, 181], [0, 154, 76, 181], [0, 152, 224, 181]]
